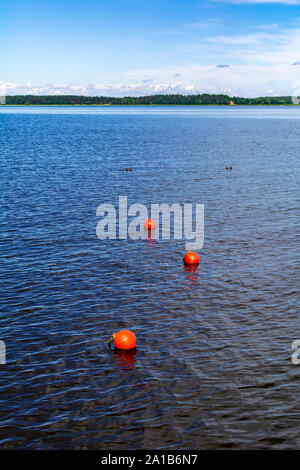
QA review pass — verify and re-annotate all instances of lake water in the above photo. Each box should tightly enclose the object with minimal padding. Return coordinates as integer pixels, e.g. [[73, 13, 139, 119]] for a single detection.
[[0, 106, 299, 449]]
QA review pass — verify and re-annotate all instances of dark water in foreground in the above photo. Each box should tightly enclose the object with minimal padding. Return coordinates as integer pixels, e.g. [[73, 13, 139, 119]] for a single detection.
[[0, 106, 299, 449]]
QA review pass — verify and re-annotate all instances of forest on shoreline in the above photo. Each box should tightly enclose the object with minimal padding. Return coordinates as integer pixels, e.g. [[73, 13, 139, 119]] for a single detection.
[[2, 94, 295, 106]]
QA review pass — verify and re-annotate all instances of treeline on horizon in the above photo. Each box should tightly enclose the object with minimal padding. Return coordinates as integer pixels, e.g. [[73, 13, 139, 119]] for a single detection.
[[4, 94, 294, 106]]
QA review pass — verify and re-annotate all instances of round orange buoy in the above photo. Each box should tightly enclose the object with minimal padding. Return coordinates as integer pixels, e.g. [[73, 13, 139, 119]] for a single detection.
[[144, 218, 156, 230], [183, 251, 199, 265], [108, 329, 137, 350]]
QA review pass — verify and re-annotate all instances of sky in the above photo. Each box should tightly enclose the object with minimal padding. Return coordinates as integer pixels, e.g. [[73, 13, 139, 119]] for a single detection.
[[1, 0, 300, 97]]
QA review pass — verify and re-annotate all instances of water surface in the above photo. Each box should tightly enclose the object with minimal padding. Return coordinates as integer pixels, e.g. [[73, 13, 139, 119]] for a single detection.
[[0, 106, 299, 449]]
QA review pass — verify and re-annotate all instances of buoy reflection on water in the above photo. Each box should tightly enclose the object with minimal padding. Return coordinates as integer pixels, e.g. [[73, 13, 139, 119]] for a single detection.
[[113, 348, 137, 370], [146, 229, 156, 246], [184, 264, 199, 284]]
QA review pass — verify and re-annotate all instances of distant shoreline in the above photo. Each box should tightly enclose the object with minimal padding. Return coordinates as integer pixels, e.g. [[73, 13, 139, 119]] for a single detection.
[[1, 93, 296, 106], [0, 104, 298, 107]]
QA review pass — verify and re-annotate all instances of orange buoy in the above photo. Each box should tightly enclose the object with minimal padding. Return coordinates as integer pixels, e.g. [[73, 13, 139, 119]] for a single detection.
[[144, 218, 156, 230], [183, 251, 199, 265], [108, 329, 137, 350]]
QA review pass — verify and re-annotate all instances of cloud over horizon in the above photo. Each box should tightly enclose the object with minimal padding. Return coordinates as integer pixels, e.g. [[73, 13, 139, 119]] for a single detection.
[[1, 81, 229, 97], [0, 69, 296, 98], [2, 0, 300, 98]]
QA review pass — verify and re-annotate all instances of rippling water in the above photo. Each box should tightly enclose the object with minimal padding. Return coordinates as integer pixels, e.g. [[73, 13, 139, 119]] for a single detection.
[[0, 106, 299, 449]]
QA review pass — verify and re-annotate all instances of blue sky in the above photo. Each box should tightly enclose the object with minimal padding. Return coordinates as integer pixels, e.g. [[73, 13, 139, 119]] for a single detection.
[[1, 0, 300, 96]]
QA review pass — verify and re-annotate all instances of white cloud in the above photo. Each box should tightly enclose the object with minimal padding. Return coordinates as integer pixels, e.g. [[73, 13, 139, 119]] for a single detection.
[[258, 24, 279, 29], [177, 25, 300, 66], [2, 81, 223, 97], [1, 61, 296, 99], [153, 28, 182, 35], [206, 32, 288, 46], [3, 23, 300, 98]]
